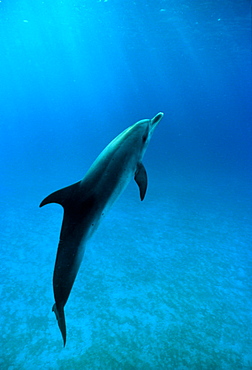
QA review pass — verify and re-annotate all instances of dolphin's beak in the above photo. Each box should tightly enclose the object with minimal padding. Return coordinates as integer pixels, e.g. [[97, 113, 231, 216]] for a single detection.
[[151, 112, 164, 131]]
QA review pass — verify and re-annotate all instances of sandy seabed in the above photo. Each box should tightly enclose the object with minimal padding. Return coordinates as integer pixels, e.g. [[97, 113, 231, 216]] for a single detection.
[[1, 170, 251, 369]]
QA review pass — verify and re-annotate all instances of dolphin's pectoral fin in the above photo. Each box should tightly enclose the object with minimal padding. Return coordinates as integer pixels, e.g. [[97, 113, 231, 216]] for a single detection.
[[134, 162, 147, 201], [39, 181, 81, 209], [52, 303, 66, 347]]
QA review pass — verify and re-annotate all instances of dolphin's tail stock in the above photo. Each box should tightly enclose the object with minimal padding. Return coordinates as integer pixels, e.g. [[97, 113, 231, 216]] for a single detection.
[[52, 303, 66, 346]]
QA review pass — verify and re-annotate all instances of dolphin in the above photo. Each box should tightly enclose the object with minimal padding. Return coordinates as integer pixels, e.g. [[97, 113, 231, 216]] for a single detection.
[[40, 112, 164, 346]]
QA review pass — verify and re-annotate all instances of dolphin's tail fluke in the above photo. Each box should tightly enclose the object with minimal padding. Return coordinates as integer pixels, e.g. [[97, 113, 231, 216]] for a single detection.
[[52, 303, 66, 346]]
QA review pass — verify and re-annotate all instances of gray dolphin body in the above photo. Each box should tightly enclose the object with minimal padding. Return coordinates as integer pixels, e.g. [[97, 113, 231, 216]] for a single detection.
[[40, 112, 164, 346]]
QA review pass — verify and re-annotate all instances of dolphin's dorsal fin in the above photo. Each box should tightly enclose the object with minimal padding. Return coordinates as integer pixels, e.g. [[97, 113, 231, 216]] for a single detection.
[[39, 181, 81, 209], [134, 162, 147, 201]]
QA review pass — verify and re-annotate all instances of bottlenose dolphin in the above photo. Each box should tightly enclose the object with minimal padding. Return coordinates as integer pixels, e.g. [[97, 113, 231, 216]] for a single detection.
[[40, 112, 164, 346]]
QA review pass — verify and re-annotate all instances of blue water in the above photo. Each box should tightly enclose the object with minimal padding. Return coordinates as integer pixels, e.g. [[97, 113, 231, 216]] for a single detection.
[[1, 1, 251, 368]]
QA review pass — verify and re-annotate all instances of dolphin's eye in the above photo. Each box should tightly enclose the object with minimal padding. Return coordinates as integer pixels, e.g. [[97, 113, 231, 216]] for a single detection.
[[142, 134, 148, 143]]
